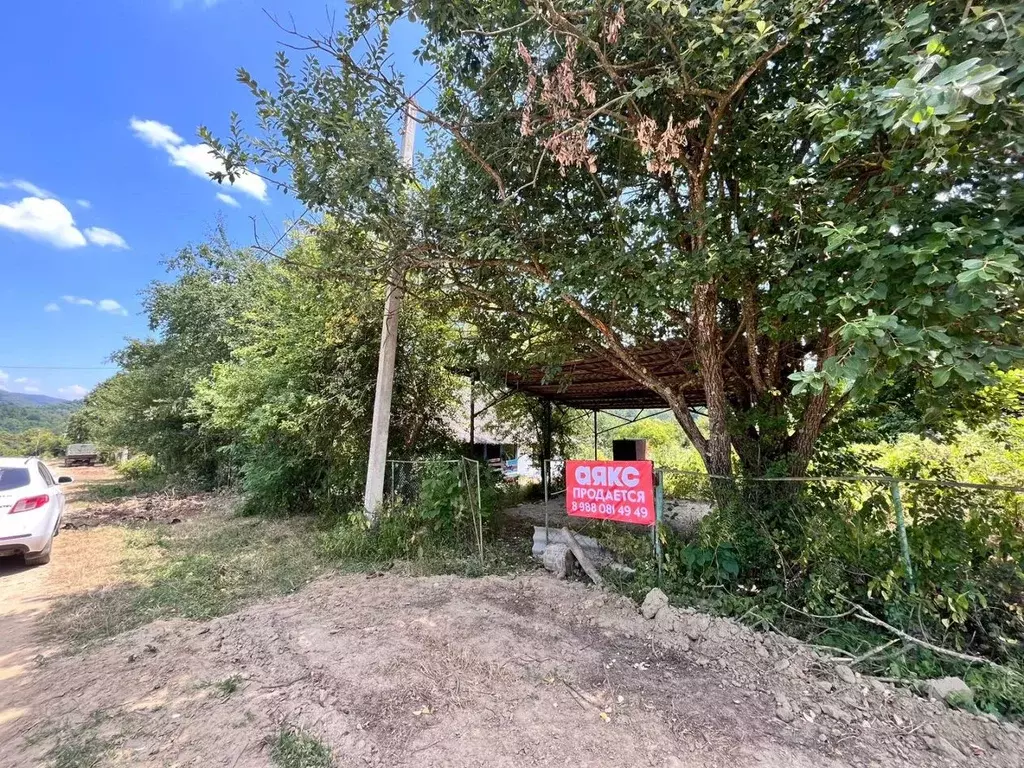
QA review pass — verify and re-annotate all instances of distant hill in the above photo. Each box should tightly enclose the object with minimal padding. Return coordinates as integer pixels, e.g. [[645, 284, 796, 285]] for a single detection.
[[0, 390, 81, 433], [0, 390, 72, 407]]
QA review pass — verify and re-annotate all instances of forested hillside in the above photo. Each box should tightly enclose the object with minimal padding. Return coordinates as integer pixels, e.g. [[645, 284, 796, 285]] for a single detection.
[[0, 391, 79, 434]]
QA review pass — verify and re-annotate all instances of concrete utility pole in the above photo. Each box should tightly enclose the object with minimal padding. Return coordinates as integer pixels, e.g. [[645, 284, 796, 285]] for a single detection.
[[363, 100, 416, 518]]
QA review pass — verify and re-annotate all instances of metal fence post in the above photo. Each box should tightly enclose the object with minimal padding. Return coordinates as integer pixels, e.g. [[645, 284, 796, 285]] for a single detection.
[[543, 459, 550, 545], [654, 468, 664, 586], [475, 460, 484, 563], [889, 478, 915, 592]]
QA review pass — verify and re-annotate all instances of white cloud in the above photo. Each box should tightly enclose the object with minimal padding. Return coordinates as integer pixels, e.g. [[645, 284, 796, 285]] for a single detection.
[[15, 377, 41, 394], [130, 117, 268, 201], [131, 118, 184, 148], [62, 295, 95, 306], [76, 199, 91, 209], [0, 179, 56, 198], [85, 227, 129, 249], [0, 370, 8, 389], [44, 302, 60, 312], [0, 194, 127, 250], [97, 299, 128, 316], [0, 197, 87, 248], [59, 384, 88, 399], [58, 295, 129, 317], [216, 192, 240, 207]]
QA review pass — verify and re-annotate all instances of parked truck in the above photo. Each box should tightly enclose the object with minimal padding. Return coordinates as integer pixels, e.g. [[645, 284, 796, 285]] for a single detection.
[[64, 443, 99, 467]]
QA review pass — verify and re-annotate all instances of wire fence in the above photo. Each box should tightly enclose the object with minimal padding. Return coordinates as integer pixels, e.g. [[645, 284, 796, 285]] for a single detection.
[[386, 457, 486, 562], [538, 459, 1024, 595], [658, 469, 1024, 594]]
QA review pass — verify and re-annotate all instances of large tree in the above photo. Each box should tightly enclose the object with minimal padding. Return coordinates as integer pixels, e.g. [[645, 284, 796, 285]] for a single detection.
[[218, 0, 1024, 476]]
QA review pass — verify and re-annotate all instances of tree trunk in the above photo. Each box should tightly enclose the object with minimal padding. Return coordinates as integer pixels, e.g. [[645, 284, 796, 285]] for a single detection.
[[690, 282, 733, 477]]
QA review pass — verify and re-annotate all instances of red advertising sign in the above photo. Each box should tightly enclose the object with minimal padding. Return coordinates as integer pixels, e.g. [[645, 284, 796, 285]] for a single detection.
[[566, 460, 656, 526]]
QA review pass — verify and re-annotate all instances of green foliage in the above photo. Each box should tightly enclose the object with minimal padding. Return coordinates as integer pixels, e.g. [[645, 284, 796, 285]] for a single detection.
[[318, 458, 514, 573], [116, 454, 159, 481], [232, 0, 1017, 477], [71, 232, 250, 485], [0, 428, 65, 457], [192, 230, 459, 515], [214, 675, 243, 697], [641, 423, 1024, 676], [78, 225, 459, 514], [594, 411, 1024, 717], [271, 726, 334, 768], [417, 461, 468, 525]]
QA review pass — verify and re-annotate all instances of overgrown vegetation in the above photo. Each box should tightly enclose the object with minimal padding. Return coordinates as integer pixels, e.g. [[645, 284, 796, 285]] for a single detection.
[[71, 228, 460, 513], [320, 460, 532, 576], [271, 726, 334, 768], [65, 0, 1024, 720], [45, 510, 328, 649], [595, 411, 1024, 718]]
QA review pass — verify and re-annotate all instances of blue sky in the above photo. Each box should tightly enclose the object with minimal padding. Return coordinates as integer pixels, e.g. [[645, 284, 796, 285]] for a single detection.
[[0, 0, 425, 400]]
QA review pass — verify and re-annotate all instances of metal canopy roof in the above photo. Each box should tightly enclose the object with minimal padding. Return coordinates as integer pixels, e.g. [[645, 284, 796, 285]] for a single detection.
[[503, 339, 706, 411]]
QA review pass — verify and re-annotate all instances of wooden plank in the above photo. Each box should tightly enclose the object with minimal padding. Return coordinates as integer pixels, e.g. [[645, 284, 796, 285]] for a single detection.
[[561, 527, 604, 588]]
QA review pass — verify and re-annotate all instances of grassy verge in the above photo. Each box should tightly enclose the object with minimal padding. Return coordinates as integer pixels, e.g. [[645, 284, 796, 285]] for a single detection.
[[317, 508, 536, 578], [43, 499, 534, 651], [43, 509, 327, 649], [73, 474, 189, 503]]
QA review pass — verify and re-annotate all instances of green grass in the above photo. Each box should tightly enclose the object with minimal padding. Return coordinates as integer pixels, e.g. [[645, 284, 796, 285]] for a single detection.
[[216, 674, 244, 696], [27, 710, 118, 768], [271, 726, 333, 768], [317, 508, 535, 578], [44, 512, 327, 649], [43, 490, 532, 654], [196, 673, 245, 698]]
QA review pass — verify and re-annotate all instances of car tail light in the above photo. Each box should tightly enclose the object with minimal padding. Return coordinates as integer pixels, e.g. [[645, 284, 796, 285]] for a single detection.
[[9, 494, 49, 513]]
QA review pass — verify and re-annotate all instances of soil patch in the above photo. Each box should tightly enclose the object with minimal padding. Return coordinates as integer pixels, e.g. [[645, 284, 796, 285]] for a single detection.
[[4, 571, 1021, 767]]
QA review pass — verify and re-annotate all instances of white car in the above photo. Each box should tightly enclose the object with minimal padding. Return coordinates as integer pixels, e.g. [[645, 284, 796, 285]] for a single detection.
[[0, 458, 71, 566]]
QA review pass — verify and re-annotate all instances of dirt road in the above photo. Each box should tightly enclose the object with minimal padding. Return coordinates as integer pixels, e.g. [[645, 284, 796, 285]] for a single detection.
[[0, 466, 128, 722], [1, 469, 1022, 767]]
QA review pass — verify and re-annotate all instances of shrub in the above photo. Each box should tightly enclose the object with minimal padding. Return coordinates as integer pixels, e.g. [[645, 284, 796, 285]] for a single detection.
[[116, 454, 159, 481], [320, 459, 497, 565]]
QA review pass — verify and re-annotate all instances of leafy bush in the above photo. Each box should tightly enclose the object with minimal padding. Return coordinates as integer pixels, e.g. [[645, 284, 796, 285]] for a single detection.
[[320, 459, 497, 566], [661, 451, 716, 499], [116, 454, 159, 481]]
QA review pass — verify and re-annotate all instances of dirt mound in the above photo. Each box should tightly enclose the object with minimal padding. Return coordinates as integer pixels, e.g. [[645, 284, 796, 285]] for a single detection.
[[62, 492, 216, 529], [3, 572, 1021, 767]]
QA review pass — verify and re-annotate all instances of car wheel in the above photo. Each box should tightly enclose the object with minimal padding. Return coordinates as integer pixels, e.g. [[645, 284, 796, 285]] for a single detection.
[[25, 544, 52, 566]]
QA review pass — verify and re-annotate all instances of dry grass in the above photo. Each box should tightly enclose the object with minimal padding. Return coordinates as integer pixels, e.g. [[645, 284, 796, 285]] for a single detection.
[[42, 506, 328, 650], [45, 528, 138, 597]]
